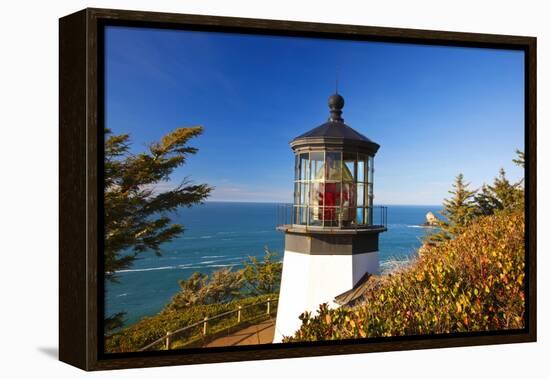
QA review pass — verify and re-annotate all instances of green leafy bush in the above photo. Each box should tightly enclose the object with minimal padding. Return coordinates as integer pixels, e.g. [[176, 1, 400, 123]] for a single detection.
[[242, 248, 282, 295], [165, 248, 282, 311], [106, 294, 277, 352], [284, 210, 525, 342]]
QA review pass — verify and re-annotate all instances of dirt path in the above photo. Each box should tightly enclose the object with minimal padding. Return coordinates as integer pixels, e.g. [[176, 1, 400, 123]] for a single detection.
[[205, 319, 275, 347]]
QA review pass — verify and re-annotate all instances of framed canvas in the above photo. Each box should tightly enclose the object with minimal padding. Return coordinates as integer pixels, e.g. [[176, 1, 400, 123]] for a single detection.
[[59, 8, 537, 371]]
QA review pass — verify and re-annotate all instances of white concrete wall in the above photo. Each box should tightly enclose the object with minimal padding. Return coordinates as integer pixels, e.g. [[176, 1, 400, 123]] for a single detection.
[[273, 249, 379, 343], [352, 250, 380, 283]]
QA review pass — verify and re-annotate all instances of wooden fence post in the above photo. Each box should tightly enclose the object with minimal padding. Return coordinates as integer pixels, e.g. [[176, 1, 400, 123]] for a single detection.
[[237, 306, 242, 323], [165, 331, 172, 350], [267, 298, 271, 315], [203, 317, 208, 335]]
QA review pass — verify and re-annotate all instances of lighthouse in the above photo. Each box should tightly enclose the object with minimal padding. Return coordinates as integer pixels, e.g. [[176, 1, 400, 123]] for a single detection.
[[274, 93, 387, 342]]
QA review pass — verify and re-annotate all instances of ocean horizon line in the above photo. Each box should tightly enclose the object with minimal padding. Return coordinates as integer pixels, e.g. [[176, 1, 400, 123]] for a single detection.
[[203, 200, 442, 207]]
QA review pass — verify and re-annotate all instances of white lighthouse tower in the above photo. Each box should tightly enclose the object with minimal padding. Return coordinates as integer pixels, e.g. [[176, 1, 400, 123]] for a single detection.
[[273, 93, 387, 342]]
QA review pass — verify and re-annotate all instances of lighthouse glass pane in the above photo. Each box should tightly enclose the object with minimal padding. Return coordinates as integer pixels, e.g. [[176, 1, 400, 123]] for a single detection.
[[294, 182, 300, 205], [322, 206, 337, 226], [309, 207, 322, 226], [357, 184, 365, 206], [357, 155, 366, 182], [324, 182, 341, 208], [299, 153, 309, 181], [342, 182, 356, 210], [300, 183, 309, 205], [368, 183, 374, 206], [311, 182, 323, 207], [326, 152, 342, 181], [341, 207, 355, 226], [310, 152, 324, 181], [356, 207, 364, 225], [343, 152, 357, 180], [297, 206, 307, 225]]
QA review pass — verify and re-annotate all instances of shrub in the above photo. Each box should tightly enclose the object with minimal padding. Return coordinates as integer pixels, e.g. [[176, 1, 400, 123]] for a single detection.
[[106, 293, 277, 352], [167, 268, 245, 310], [242, 248, 282, 295], [165, 248, 282, 311], [284, 210, 525, 342]]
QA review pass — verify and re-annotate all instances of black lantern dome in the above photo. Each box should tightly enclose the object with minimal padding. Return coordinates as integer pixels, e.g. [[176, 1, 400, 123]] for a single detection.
[[291, 94, 379, 155], [290, 94, 379, 228]]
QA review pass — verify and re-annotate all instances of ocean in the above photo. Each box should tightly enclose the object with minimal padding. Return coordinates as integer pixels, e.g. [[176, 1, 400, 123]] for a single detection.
[[105, 202, 442, 327]]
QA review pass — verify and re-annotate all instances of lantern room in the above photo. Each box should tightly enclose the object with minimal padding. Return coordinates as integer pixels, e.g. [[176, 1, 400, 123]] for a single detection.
[[290, 93, 379, 228]]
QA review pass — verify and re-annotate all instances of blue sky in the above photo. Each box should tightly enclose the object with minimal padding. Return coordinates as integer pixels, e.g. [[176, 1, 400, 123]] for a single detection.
[[105, 26, 524, 205]]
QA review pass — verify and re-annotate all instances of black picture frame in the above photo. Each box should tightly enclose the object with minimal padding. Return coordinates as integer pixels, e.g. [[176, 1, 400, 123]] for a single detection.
[[59, 7, 537, 371]]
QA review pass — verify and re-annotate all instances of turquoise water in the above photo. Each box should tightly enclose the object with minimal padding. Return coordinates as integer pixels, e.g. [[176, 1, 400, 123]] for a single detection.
[[105, 202, 441, 327]]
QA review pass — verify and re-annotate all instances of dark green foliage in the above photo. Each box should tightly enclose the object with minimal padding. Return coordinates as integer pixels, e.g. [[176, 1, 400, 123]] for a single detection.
[[474, 184, 500, 216], [104, 312, 126, 332], [208, 267, 246, 303], [475, 168, 523, 216], [105, 294, 277, 353], [428, 151, 524, 245], [242, 247, 283, 296], [427, 173, 477, 244], [513, 149, 525, 168], [165, 248, 282, 311], [104, 127, 212, 279], [104, 126, 213, 331], [168, 272, 210, 309], [474, 150, 524, 217], [167, 268, 245, 310]]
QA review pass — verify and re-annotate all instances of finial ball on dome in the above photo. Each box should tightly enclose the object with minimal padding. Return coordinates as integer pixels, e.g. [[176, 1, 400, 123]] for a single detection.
[[328, 93, 345, 110]]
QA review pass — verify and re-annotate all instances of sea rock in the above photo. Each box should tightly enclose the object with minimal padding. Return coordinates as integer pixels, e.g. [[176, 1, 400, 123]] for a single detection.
[[424, 212, 439, 226]]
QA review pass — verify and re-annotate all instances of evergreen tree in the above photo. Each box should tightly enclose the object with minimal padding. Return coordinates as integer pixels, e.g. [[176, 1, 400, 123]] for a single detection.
[[490, 168, 523, 211], [426, 150, 524, 246], [427, 173, 476, 244], [474, 168, 523, 216], [104, 126, 212, 331], [513, 149, 525, 168], [474, 184, 499, 216]]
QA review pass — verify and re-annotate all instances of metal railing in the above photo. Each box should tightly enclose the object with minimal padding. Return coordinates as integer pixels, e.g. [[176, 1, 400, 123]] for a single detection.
[[276, 204, 387, 231], [138, 297, 278, 351]]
